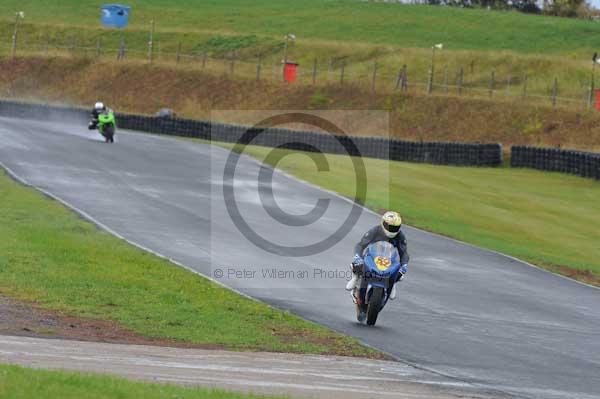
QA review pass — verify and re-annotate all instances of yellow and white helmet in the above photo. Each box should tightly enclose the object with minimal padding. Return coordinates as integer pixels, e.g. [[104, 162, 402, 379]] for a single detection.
[[381, 211, 402, 238]]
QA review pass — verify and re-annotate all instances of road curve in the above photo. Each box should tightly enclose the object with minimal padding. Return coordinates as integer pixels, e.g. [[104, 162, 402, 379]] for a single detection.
[[0, 117, 599, 399]]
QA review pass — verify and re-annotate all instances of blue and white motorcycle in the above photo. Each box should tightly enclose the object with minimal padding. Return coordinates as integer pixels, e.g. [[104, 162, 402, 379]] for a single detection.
[[353, 241, 402, 326]]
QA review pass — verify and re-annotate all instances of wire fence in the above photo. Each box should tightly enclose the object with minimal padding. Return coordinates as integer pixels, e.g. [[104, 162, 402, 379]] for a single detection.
[[1, 34, 598, 111]]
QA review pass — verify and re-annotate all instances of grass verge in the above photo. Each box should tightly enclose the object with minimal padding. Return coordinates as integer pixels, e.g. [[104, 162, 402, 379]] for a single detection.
[[0, 169, 379, 357], [0, 364, 285, 399], [224, 143, 600, 285]]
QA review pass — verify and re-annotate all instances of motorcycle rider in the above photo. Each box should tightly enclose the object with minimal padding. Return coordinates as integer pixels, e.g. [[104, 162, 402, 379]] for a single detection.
[[345, 211, 409, 300], [88, 101, 107, 130]]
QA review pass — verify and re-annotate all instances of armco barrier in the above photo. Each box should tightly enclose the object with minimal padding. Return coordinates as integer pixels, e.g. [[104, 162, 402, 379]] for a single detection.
[[511, 146, 600, 180], [0, 100, 502, 167]]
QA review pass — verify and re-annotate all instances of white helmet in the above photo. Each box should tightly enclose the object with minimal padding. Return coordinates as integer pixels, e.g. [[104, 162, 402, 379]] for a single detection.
[[94, 102, 105, 111], [381, 211, 402, 238]]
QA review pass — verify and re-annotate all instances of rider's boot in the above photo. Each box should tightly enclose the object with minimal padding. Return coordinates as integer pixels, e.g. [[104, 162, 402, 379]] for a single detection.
[[389, 284, 397, 300], [389, 274, 404, 300], [345, 273, 359, 291]]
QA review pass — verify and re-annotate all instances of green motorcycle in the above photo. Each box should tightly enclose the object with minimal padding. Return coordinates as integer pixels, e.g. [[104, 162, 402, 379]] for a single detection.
[[89, 109, 116, 143]]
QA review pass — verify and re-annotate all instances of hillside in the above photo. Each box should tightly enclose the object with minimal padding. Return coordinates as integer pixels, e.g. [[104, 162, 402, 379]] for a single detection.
[[2, 56, 600, 151], [0, 1, 598, 105], [1, 0, 600, 54], [2, 2, 600, 150]]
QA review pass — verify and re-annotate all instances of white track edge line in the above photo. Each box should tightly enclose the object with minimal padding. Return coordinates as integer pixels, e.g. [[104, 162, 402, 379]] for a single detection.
[[0, 159, 406, 365]]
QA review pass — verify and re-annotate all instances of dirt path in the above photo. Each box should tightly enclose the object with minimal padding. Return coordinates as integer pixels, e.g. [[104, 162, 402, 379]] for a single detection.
[[0, 296, 221, 349], [0, 296, 503, 398], [0, 335, 504, 399]]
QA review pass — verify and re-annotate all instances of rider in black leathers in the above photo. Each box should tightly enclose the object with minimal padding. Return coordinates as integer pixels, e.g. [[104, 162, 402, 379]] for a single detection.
[[346, 211, 409, 299], [88, 101, 107, 130]]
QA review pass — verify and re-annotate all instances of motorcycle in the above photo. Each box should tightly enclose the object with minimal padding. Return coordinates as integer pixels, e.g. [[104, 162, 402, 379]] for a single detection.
[[353, 241, 402, 326], [89, 109, 116, 143]]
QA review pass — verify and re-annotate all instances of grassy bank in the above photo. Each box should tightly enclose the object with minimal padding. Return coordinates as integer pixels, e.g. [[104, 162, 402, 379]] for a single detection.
[[226, 144, 600, 284], [2, 56, 600, 151], [0, 364, 284, 399], [1, 0, 600, 54], [0, 169, 378, 357], [0, 1, 598, 102]]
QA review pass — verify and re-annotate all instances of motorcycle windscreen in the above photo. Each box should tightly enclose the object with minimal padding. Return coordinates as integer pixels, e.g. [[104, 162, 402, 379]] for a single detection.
[[98, 111, 115, 124], [365, 241, 400, 272]]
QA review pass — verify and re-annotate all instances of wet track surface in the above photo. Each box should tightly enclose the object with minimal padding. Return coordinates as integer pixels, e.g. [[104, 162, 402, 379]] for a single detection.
[[1, 117, 599, 399]]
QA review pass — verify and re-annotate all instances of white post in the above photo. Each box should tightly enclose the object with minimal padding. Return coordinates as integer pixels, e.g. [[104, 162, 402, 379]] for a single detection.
[[11, 12, 24, 59], [148, 19, 155, 64]]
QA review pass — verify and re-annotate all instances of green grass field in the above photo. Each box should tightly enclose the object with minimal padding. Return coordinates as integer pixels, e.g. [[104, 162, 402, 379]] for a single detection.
[[0, 364, 285, 399], [0, 1, 597, 102], [1, 0, 600, 54], [0, 170, 377, 357], [227, 144, 600, 283]]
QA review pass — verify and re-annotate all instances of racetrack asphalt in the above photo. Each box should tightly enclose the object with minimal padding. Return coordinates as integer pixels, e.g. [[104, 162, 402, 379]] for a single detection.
[[0, 117, 599, 399]]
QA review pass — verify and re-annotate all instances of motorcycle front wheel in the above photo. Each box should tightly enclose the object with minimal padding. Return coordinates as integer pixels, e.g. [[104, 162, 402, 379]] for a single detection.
[[356, 303, 367, 323], [104, 123, 115, 143], [366, 286, 384, 326]]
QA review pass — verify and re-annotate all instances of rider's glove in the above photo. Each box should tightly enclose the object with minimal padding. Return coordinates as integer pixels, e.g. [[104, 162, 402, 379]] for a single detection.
[[351, 254, 364, 274], [399, 263, 408, 275]]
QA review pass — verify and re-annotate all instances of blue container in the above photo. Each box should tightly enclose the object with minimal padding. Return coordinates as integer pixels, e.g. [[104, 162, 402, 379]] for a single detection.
[[101, 4, 130, 29]]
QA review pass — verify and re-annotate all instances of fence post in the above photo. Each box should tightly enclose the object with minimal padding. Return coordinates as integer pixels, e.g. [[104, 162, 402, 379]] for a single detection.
[[11, 12, 22, 59], [395, 65, 403, 90], [401, 64, 408, 91], [489, 70, 495, 98], [327, 58, 333, 82], [443, 65, 448, 93], [176, 42, 181, 64], [69, 37, 76, 55], [148, 19, 155, 64], [371, 61, 377, 92], [201, 50, 206, 69], [230, 50, 236, 75], [44, 34, 50, 55], [522, 73, 528, 99], [256, 54, 262, 81], [552, 77, 558, 107], [457, 67, 464, 96], [312, 58, 317, 84], [95, 38, 101, 58], [117, 36, 125, 61], [340, 62, 345, 85], [427, 67, 433, 94], [506, 75, 511, 96]]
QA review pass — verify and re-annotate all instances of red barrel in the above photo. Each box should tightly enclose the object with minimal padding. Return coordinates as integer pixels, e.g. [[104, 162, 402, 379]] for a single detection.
[[596, 89, 600, 111], [283, 62, 298, 83]]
